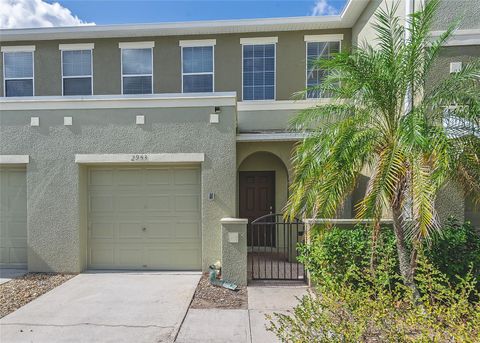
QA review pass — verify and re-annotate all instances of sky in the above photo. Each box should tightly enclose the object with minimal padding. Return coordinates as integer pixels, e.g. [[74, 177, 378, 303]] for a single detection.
[[0, 0, 348, 29]]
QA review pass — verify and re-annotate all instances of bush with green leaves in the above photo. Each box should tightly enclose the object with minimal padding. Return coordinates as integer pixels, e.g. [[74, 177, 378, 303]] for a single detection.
[[425, 217, 480, 281], [299, 220, 480, 289], [268, 256, 480, 342]]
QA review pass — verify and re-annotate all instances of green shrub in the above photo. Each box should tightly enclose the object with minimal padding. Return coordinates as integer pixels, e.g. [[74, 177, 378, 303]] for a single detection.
[[297, 224, 397, 285], [425, 217, 480, 281], [268, 256, 480, 342], [299, 220, 480, 288]]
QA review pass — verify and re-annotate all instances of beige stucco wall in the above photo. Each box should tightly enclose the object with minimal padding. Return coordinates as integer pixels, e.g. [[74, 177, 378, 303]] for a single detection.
[[0, 103, 237, 273], [0, 28, 351, 99], [352, 0, 406, 47]]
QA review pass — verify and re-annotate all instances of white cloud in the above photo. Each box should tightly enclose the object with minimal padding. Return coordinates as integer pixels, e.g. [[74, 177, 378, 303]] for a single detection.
[[311, 0, 338, 16], [0, 0, 94, 29]]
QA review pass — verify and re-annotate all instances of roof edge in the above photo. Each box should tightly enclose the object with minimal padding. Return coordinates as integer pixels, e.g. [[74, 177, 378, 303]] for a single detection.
[[0, 0, 369, 42]]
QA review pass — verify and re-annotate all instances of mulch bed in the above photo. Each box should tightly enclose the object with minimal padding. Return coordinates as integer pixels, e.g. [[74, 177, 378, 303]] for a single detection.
[[190, 274, 248, 309], [0, 273, 76, 318]]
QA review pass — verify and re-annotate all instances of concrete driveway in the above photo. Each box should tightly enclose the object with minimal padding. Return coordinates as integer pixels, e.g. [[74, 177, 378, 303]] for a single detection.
[[0, 271, 201, 343]]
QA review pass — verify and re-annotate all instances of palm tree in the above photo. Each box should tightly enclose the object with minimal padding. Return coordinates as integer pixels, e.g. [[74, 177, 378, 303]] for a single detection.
[[286, 0, 480, 298]]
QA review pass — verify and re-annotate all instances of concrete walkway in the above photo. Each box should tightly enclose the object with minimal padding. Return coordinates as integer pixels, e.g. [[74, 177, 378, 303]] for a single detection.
[[176, 283, 308, 343], [0, 271, 201, 343], [0, 268, 27, 285]]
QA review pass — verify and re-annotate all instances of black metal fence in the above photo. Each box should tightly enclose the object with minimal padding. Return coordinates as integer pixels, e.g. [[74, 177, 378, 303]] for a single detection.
[[248, 213, 306, 281]]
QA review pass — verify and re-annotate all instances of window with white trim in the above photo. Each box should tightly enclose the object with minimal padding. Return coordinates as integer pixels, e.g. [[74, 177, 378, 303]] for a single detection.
[[306, 41, 340, 98], [242, 44, 275, 101], [182, 46, 214, 93], [62, 50, 92, 95], [121, 48, 153, 94], [3, 51, 34, 97]]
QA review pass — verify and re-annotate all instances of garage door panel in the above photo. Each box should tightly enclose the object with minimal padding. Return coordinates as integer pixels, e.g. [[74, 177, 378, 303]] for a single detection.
[[7, 221, 27, 238], [89, 169, 114, 186], [145, 221, 175, 238], [174, 169, 200, 185], [9, 247, 27, 264], [145, 195, 171, 211], [117, 248, 143, 267], [0, 168, 27, 267], [116, 168, 143, 185], [175, 222, 201, 239], [145, 168, 172, 185], [175, 195, 200, 212], [118, 222, 144, 239], [145, 247, 201, 270], [89, 246, 115, 266], [90, 195, 114, 212], [90, 222, 114, 239], [88, 165, 201, 270]]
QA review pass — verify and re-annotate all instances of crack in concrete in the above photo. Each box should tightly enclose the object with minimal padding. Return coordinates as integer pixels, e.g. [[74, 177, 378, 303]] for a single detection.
[[0, 323, 175, 329]]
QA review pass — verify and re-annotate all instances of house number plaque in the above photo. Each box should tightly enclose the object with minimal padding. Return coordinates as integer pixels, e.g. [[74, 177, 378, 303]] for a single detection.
[[130, 154, 149, 161]]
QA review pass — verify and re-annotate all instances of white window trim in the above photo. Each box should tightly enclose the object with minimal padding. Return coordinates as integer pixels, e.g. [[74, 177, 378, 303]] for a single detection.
[[1, 45, 35, 53], [305, 39, 342, 99], [118, 41, 155, 49], [120, 46, 154, 95], [304, 34, 344, 42], [181, 45, 215, 93], [59, 43, 95, 51], [241, 43, 276, 101], [61, 48, 93, 96], [2, 50, 35, 97], [240, 37, 278, 45], [179, 39, 216, 47]]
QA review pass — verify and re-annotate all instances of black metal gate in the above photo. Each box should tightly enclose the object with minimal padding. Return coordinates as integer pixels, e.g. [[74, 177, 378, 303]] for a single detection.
[[248, 213, 306, 281]]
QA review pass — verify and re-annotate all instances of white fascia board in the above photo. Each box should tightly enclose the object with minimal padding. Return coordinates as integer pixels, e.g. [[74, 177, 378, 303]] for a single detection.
[[0, 92, 237, 110], [1, 45, 35, 52], [118, 41, 155, 49], [0, 155, 29, 164], [75, 153, 205, 164], [0, 1, 370, 42], [240, 37, 278, 45], [430, 29, 480, 46], [238, 99, 333, 111], [59, 43, 94, 50], [304, 34, 344, 42], [179, 39, 216, 47], [236, 133, 307, 142]]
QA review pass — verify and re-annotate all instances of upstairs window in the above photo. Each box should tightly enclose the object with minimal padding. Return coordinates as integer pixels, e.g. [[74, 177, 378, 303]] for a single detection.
[[181, 41, 214, 93], [119, 42, 154, 94], [305, 35, 342, 99], [2, 46, 35, 97], [60, 44, 93, 96], [241, 37, 277, 101]]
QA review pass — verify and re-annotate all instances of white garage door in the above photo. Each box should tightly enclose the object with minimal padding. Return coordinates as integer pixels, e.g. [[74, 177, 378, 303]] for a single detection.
[[0, 167, 27, 267], [87, 166, 202, 270]]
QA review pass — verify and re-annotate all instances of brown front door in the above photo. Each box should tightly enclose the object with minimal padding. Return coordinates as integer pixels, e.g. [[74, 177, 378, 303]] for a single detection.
[[239, 171, 275, 246]]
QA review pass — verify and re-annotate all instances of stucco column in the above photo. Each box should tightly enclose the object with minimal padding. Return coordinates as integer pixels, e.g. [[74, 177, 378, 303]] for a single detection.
[[221, 218, 248, 286]]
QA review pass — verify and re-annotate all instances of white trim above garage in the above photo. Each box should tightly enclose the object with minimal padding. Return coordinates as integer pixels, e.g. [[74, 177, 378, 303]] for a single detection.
[[0, 155, 29, 164], [237, 99, 333, 111], [75, 153, 205, 164]]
